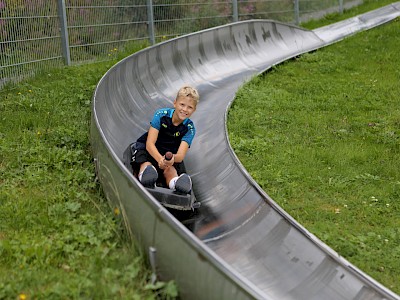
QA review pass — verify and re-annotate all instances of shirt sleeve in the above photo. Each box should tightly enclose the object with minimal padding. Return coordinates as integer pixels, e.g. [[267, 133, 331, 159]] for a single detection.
[[181, 121, 196, 146], [150, 108, 168, 130]]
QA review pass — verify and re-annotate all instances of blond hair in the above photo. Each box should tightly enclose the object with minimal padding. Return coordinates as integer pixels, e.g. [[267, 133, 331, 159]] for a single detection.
[[177, 86, 199, 104]]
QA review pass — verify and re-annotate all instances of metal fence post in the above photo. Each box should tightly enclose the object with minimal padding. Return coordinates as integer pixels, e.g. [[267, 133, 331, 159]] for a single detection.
[[294, 0, 300, 25], [57, 0, 71, 65], [147, 0, 155, 45], [339, 0, 344, 14], [232, 0, 238, 22]]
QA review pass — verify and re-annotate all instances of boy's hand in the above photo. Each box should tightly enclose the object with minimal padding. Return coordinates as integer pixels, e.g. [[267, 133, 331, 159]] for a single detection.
[[158, 153, 174, 169]]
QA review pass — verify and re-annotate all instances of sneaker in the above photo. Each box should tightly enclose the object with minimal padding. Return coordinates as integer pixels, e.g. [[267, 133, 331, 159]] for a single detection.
[[140, 165, 158, 188], [174, 173, 192, 194]]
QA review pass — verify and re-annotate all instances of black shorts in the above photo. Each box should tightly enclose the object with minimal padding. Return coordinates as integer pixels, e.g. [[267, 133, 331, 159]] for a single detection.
[[131, 143, 187, 185]]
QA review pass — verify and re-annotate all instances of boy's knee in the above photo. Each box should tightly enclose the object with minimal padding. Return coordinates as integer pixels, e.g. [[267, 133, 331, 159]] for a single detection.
[[163, 166, 176, 177]]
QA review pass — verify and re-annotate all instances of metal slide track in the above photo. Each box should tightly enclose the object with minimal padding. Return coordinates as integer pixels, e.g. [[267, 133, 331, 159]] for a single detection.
[[91, 3, 400, 300]]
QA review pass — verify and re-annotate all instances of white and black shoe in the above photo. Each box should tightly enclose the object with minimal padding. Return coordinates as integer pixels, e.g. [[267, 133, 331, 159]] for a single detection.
[[140, 165, 158, 188], [174, 173, 192, 194]]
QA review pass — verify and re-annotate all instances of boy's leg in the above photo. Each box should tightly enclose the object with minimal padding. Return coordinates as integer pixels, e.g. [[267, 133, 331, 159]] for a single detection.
[[164, 166, 178, 186], [139, 162, 152, 174], [164, 164, 192, 194], [134, 149, 158, 187], [174, 174, 192, 194], [138, 162, 158, 187]]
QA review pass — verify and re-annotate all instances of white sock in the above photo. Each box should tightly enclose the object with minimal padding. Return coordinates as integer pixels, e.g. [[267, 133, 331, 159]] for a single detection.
[[168, 176, 179, 189]]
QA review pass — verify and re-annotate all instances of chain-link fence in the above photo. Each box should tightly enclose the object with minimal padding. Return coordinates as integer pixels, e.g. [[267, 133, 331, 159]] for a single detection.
[[0, 0, 361, 88], [0, 1, 63, 87]]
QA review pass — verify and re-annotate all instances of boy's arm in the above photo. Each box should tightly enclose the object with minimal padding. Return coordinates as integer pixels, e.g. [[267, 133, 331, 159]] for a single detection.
[[174, 141, 189, 163], [146, 126, 190, 166]]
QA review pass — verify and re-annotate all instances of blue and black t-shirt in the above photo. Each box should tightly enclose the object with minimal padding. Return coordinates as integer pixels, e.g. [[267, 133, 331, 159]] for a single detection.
[[137, 108, 196, 155]]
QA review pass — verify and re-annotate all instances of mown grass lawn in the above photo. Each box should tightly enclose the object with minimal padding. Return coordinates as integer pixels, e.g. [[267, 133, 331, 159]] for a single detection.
[[228, 8, 400, 294]]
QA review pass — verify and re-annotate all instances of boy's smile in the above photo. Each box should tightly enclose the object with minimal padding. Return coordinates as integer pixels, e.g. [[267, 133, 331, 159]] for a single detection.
[[172, 96, 197, 125]]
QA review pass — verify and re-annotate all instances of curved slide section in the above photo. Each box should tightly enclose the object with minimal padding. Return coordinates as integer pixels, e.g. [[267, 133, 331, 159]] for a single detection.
[[91, 3, 400, 300]]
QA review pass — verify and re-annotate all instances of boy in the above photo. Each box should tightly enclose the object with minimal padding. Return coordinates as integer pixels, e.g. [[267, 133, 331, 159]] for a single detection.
[[132, 86, 199, 194]]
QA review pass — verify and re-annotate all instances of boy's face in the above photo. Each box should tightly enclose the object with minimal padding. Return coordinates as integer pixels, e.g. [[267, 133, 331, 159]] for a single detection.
[[173, 96, 197, 121]]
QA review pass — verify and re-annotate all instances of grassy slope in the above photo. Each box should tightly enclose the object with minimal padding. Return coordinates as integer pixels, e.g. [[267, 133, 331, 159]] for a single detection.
[[0, 60, 177, 299], [0, 0, 398, 298], [228, 2, 400, 294]]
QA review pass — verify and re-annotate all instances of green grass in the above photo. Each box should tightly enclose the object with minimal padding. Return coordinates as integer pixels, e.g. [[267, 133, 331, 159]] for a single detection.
[[0, 45, 177, 299], [303, 0, 399, 29], [228, 7, 400, 294], [1, 1, 399, 298]]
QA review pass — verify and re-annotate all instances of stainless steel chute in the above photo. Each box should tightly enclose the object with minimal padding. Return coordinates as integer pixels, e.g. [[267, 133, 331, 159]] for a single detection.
[[91, 3, 400, 299]]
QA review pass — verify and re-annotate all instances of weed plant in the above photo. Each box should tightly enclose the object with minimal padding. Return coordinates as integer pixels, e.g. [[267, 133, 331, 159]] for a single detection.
[[228, 10, 400, 295], [0, 45, 177, 299]]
